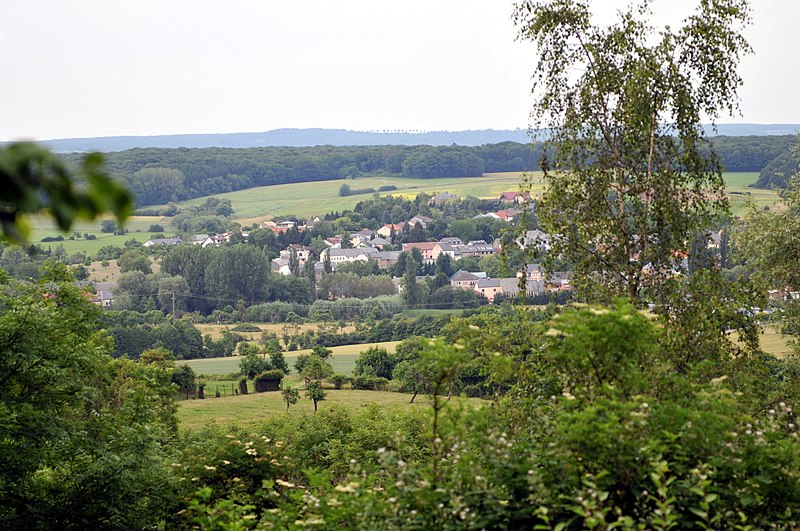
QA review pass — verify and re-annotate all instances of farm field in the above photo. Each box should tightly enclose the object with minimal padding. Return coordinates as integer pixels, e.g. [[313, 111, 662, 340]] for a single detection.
[[759, 326, 792, 358], [177, 388, 467, 431], [180, 171, 543, 222], [24, 172, 779, 256], [86, 257, 161, 284], [193, 322, 355, 341], [180, 340, 402, 376]]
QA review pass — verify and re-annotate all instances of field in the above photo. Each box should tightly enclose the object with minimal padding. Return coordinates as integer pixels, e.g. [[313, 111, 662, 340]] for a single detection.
[[24, 171, 780, 256], [193, 322, 355, 341], [759, 326, 792, 358], [180, 340, 401, 376], [177, 388, 452, 431], [723, 172, 782, 216], [181, 171, 542, 223]]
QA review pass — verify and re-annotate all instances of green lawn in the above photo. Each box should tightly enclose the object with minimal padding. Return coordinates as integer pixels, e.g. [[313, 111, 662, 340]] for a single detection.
[[21, 171, 778, 255], [171, 171, 542, 222], [760, 326, 792, 358], [177, 388, 477, 431], [180, 341, 402, 376]]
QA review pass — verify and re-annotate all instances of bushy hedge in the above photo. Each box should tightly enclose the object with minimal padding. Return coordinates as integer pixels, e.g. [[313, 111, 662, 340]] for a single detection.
[[351, 375, 389, 391], [254, 370, 284, 392], [309, 296, 404, 321], [245, 301, 310, 323]]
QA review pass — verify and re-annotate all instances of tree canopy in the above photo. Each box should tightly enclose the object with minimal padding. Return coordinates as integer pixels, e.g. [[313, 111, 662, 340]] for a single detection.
[[515, 0, 751, 303]]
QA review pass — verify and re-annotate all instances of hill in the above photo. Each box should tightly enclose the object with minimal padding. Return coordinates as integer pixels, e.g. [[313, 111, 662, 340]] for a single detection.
[[10, 124, 799, 153]]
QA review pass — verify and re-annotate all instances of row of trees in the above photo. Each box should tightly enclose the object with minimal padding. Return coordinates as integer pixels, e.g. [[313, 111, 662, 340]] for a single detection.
[[57, 137, 795, 208]]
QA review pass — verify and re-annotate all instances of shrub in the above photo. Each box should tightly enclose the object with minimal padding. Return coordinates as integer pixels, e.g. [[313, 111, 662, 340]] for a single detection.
[[328, 374, 351, 389], [254, 370, 284, 392], [231, 324, 262, 332], [237, 376, 249, 395], [351, 375, 389, 391]]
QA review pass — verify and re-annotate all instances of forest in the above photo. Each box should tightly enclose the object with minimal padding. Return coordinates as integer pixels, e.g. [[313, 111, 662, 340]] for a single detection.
[[59, 135, 797, 208]]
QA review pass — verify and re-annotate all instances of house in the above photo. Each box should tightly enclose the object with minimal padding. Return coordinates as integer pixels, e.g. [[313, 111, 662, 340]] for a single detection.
[[189, 234, 213, 247], [401, 242, 437, 263], [364, 236, 391, 250], [271, 258, 292, 276], [353, 228, 374, 240], [517, 229, 552, 251], [95, 281, 117, 308], [457, 241, 496, 258], [324, 235, 343, 248], [377, 223, 405, 239], [374, 250, 402, 268], [439, 237, 463, 246], [407, 215, 434, 229], [268, 220, 309, 235], [143, 237, 182, 247], [432, 242, 459, 261], [209, 233, 230, 246], [279, 244, 314, 263], [321, 247, 379, 268], [428, 192, 458, 206], [546, 271, 573, 291], [525, 263, 545, 282], [497, 191, 532, 204], [450, 270, 481, 290], [475, 278, 503, 301], [483, 209, 520, 222]]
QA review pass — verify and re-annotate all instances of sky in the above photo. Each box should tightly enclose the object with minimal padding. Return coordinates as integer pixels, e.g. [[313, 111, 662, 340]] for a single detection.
[[1, 0, 798, 141]]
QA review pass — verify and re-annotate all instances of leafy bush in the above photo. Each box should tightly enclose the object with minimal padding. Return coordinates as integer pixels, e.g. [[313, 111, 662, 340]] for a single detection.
[[254, 370, 284, 392], [351, 375, 389, 391], [231, 323, 262, 332], [328, 374, 351, 389]]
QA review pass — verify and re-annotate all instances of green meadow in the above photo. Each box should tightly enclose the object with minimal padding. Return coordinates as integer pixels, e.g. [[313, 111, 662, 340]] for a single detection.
[[177, 388, 456, 431], [180, 340, 402, 377], [26, 171, 780, 255], [179, 171, 543, 222]]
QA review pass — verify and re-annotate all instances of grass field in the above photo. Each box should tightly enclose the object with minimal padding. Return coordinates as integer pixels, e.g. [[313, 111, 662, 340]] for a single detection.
[[86, 257, 161, 284], [177, 388, 455, 431], [180, 340, 401, 376], [23, 171, 779, 255], [178, 171, 542, 223], [194, 322, 355, 341], [760, 326, 792, 358]]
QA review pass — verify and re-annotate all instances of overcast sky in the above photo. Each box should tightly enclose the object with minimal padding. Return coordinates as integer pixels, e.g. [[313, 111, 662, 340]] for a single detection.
[[1, 0, 798, 141]]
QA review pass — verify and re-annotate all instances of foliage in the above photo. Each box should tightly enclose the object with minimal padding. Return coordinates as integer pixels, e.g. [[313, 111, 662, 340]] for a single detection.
[[735, 177, 800, 351], [354, 346, 397, 379], [753, 134, 800, 189], [350, 375, 389, 391], [301, 355, 335, 382], [238, 343, 273, 378], [515, 0, 751, 304], [328, 374, 351, 389], [281, 385, 300, 411], [305, 381, 326, 413], [0, 266, 176, 528], [0, 142, 132, 243]]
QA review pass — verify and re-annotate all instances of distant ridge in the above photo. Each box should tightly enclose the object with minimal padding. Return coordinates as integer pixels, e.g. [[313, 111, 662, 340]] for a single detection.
[[10, 124, 800, 153]]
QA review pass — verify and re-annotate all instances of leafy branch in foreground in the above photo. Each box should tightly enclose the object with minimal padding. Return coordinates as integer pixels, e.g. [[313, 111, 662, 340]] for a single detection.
[[0, 142, 132, 243]]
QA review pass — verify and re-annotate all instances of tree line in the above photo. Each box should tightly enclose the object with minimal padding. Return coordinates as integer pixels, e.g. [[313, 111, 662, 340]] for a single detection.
[[57, 136, 796, 208]]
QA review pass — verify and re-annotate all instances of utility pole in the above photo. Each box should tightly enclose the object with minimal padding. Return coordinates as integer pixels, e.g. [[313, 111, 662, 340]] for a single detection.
[[171, 291, 176, 322]]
